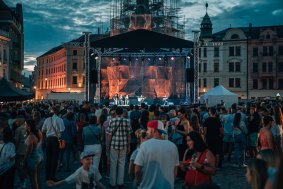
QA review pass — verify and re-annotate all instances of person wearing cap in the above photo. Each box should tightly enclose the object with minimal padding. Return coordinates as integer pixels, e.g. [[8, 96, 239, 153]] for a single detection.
[[42, 105, 65, 182], [47, 151, 106, 189], [134, 120, 179, 189], [258, 116, 275, 151]]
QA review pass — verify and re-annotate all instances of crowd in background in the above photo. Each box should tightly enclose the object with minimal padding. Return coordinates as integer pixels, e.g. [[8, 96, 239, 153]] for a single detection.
[[0, 99, 283, 189]]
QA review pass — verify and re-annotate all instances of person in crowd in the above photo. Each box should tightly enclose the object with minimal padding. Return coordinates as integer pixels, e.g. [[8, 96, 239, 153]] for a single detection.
[[190, 115, 201, 133], [232, 112, 248, 167], [128, 129, 147, 187], [60, 111, 77, 171], [203, 107, 223, 168], [247, 106, 261, 158], [273, 154, 283, 189], [107, 107, 132, 188], [256, 149, 279, 189], [258, 116, 275, 151], [271, 106, 283, 152], [83, 116, 102, 169], [180, 131, 216, 188], [47, 151, 106, 189], [0, 127, 16, 189], [14, 115, 28, 188], [42, 105, 65, 182], [137, 108, 147, 127], [245, 159, 268, 189], [76, 112, 88, 156], [32, 111, 45, 130], [220, 107, 234, 162], [134, 120, 179, 189], [175, 108, 191, 160], [24, 119, 42, 189]]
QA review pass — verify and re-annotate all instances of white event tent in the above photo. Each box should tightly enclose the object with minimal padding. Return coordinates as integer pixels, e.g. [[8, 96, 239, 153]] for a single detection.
[[200, 85, 238, 107]]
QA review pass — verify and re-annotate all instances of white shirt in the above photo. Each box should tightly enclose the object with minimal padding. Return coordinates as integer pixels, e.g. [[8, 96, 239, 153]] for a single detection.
[[42, 115, 65, 137], [134, 138, 179, 189], [65, 165, 102, 189]]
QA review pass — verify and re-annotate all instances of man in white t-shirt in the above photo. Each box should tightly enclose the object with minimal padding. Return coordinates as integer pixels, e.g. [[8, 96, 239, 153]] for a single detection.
[[134, 120, 179, 189]]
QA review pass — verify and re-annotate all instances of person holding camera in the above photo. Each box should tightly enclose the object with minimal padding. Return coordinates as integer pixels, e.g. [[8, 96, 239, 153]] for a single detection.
[[180, 131, 216, 189]]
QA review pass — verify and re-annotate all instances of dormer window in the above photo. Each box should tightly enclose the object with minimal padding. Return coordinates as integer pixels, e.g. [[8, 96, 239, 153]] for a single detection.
[[231, 34, 239, 39]]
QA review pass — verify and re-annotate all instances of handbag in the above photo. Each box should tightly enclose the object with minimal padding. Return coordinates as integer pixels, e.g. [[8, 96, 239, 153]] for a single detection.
[[51, 117, 66, 149]]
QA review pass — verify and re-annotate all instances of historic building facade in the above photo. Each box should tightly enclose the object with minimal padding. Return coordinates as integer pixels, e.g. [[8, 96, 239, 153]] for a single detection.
[[248, 25, 283, 98], [35, 34, 107, 100], [0, 1, 24, 86], [198, 7, 248, 99], [198, 4, 283, 99]]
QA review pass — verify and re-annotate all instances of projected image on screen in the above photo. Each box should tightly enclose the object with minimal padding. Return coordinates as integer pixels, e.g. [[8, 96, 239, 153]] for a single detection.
[[100, 56, 186, 99]]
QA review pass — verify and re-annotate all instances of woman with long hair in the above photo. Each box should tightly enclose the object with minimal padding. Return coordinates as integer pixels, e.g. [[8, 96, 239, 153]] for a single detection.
[[245, 159, 268, 189], [190, 115, 201, 133], [180, 131, 216, 188], [24, 119, 42, 189]]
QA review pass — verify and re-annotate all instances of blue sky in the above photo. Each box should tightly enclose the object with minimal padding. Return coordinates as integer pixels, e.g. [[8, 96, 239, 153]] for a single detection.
[[4, 0, 283, 73]]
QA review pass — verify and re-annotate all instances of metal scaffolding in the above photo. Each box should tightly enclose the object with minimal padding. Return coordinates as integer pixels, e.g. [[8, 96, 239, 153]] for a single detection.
[[110, 0, 184, 38], [192, 30, 200, 103]]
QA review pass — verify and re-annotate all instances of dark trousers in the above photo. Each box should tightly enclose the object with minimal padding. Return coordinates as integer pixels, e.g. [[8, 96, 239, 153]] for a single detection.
[[0, 165, 15, 189], [45, 136, 59, 180]]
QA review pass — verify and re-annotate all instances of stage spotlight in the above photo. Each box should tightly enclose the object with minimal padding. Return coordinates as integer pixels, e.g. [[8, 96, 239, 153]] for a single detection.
[[95, 56, 99, 60], [148, 58, 151, 61], [112, 57, 115, 61], [158, 57, 162, 61], [123, 58, 127, 61], [135, 57, 139, 61], [171, 57, 175, 61]]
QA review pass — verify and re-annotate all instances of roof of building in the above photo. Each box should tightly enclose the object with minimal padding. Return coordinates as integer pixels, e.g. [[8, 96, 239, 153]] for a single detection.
[[38, 34, 110, 58], [201, 13, 212, 25], [212, 25, 283, 41], [91, 29, 194, 48]]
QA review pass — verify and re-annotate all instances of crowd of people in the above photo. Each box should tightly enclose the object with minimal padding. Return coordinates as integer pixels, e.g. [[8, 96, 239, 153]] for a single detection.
[[0, 100, 283, 189]]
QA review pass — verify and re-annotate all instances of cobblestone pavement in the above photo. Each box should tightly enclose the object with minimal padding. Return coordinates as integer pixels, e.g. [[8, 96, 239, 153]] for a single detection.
[[14, 160, 250, 189]]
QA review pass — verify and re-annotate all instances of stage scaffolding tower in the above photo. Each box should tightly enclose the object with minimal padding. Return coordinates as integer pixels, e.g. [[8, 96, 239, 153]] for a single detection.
[[192, 30, 200, 103]]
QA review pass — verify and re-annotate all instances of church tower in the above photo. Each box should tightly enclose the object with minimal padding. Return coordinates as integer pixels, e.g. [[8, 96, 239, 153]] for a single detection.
[[200, 3, 213, 39]]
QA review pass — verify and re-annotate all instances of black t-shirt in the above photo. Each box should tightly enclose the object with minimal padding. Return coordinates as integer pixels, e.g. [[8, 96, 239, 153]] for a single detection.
[[203, 117, 222, 143]]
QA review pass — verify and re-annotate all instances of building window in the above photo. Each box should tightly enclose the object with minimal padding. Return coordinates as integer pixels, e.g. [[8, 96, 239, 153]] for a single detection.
[[253, 47, 258, 57], [269, 46, 273, 56], [73, 50, 78, 56], [279, 46, 283, 56], [229, 47, 234, 56], [253, 63, 258, 73], [253, 79, 258, 89], [203, 48, 207, 57], [262, 62, 267, 72], [214, 78, 219, 87], [236, 46, 241, 56], [229, 78, 234, 88], [203, 62, 207, 72], [214, 47, 219, 57], [199, 63, 202, 72], [231, 34, 239, 39], [263, 46, 268, 56], [73, 62, 77, 70], [268, 62, 273, 72], [262, 79, 267, 89], [72, 76, 77, 84], [199, 48, 202, 57], [229, 62, 234, 72], [235, 62, 241, 72], [235, 78, 241, 88], [199, 80, 201, 88], [269, 79, 273, 89], [83, 76, 85, 84], [278, 79, 283, 89], [203, 78, 207, 87], [279, 62, 283, 72], [214, 63, 219, 72]]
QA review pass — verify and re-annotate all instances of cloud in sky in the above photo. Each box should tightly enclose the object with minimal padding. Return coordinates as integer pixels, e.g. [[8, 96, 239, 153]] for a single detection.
[[3, 0, 283, 72]]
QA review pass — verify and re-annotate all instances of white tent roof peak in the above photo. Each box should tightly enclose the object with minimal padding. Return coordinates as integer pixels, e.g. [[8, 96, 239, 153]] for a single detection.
[[204, 85, 238, 96]]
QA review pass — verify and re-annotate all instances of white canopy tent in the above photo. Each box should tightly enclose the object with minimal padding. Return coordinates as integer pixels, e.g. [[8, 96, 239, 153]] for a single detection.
[[200, 85, 238, 107]]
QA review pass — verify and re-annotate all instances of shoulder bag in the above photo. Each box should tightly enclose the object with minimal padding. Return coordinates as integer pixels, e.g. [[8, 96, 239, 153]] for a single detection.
[[51, 117, 66, 149]]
